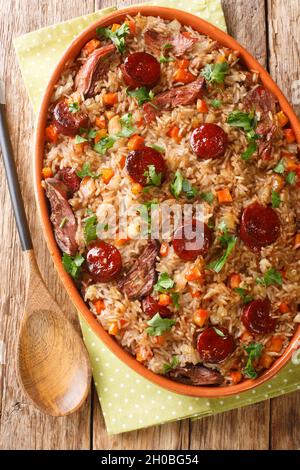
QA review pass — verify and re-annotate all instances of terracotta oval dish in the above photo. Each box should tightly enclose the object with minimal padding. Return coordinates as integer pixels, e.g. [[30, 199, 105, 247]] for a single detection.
[[34, 6, 300, 397]]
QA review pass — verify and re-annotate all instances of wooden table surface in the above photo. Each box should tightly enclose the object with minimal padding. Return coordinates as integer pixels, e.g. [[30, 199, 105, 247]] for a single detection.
[[0, 0, 299, 450]]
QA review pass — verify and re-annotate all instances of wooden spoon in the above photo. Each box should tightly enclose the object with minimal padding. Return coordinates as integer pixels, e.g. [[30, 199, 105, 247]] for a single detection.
[[0, 80, 91, 416]]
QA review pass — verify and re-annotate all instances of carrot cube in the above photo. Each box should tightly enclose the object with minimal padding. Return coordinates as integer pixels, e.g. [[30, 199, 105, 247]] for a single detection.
[[276, 111, 289, 128], [159, 242, 169, 257], [127, 135, 145, 151], [93, 299, 105, 314], [217, 188, 233, 204], [45, 124, 58, 143], [103, 93, 118, 106], [42, 167, 53, 179], [283, 128, 296, 143], [193, 309, 208, 327], [101, 167, 114, 184], [230, 273, 241, 289]]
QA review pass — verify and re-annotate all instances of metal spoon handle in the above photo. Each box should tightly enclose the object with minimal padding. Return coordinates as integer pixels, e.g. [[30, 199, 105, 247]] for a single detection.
[[0, 80, 33, 251]]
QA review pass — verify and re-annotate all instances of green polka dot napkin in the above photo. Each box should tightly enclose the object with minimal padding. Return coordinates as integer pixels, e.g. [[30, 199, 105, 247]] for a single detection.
[[13, 1, 300, 435]]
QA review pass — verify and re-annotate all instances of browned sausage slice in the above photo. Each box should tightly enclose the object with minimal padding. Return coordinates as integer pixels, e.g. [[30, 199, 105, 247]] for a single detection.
[[75, 43, 115, 98], [240, 202, 280, 251], [144, 29, 198, 57], [117, 240, 160, 299], [169, 364, 224, 385], [53, 100, 89, 137], [45, 178, 78, 255], [242, 298, 276, 334]]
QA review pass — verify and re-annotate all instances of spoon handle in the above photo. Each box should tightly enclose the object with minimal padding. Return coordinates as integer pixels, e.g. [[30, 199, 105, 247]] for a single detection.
[[0, 80, 33, 251]]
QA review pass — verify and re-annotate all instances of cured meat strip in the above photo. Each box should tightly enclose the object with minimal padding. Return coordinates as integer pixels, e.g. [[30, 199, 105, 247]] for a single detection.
[[117, 240, 160, 299], [75, 44, 115, 98], [169, 364, 224, 386], [244, 85, 276, 115], [143, 77, 205, 124], [45, 178, 78, 255], [144, 29, 198, 57]]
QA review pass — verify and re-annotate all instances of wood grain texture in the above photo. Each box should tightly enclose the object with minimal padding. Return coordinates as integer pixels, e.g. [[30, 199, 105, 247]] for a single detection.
[[0, 0, 299, 450]]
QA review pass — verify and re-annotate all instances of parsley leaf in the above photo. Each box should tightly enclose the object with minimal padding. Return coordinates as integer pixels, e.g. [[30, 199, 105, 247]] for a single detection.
[[182, 179, 198, 199], [243, 342, 263, 379], [256, 268, 282, 287], [150, 144, 165, 153], [127, 87, 154, 106], [213, 327, 225, 337], [116, 113, 136, 138], [170, 170, 198, 199], [207, 224, 237, 273], [201, 62, 229, 84], [273, 159, 285, 174], [170, 292, 180, 309], [146, 313, 176, 336], [75, 135, 88, 144], [200, 191, 214, 204], [210, 99, 222, 109], [154, 272, 175, 293], [94, 136, 116, 155], [159, 56, 175, 63], [76, 162, 100, 179], [234, 287, 253, 304], [271, 190, 281, 208], [163, 356, 179, 374], [69, 102, 80, 113], [144, 164, 162, 187], [227, 111, 256, 132], [242, 141, 257, 161], [83, 214, 98, 244], [286, 171, 297, 185], [62, 253, 84, 279], [96, 23, 129, 54]]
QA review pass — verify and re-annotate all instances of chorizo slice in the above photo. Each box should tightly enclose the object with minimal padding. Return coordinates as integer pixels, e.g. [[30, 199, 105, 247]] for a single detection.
[[240, 202, 280, 251], [197, 327, 235, 363], [123, 52, 161, 88], [86, 240, 122, 283], [242, 298, 276, 334], [190, 123, 228, 159], [169, 364, 224, 386], [53, 100, 89, 137], [45, 178, 78, 255], [75, 43, 115, 98], [117, 240, 160, 299]]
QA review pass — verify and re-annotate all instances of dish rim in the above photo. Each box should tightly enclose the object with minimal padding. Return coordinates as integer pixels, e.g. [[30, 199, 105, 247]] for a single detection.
[[34, 5, 300, 398]]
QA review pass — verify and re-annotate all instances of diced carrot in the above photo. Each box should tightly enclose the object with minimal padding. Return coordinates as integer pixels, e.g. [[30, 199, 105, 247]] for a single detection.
[[132, 182, 143, 195], [230, 273, 241, 289], [115, 237, 129, 247], [41, 167, 53, 179], [285, 155, 299, 171], [101, 167, 114, 184], [153, 335, 167, 346], [83, 38, 101, 56], [294, 233, 300, 249], [283, 128, 296, 144], [185, 267, 202, 282], [193, 309, 209, 327], [127, 134, 145, 151], [95, 115, 106, 129], [93, 299, 105, 314], [272, 174, 285, 192], [119, 154, 126, 169], [266, 335, 285, 353], [45, 124, 58, 143], [103, 93, 118, 106], [280, 267, 287, 280], [159, 242, 169, 257], [191, 290, 201, 298], [276, 110, 289, 128], [74, 142, 86, 156], [217, 188, 233, 204], [259, 353, 274, 369], [216, 54, 226, 64], [240, 331, 253, 343], [173, 68, 195, 84], [108, 322, 119, 336], [119, 318, 127, 327], [166, 125, 182, 143], [125, 19, 136, 35], [229, 371, 243, 384], [177, 59, 190, 69], [279, 302, 289, 314], [197, 99, 208, 113], [111, 23, 121, 32], [182, 31, 193, 39], [158, 294, 171, 306], [94, 129, 108, 143]]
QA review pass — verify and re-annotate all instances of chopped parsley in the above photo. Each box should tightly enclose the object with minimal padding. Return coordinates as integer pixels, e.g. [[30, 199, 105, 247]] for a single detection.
[[138, 201, 158, 235], [159, 56, 175, 63], [163, 356, 179, 374], [96, 23, 129, 54], [146, 313, 176, 336], [76, 162, 100, 179], [62, 253, 84, 279], [201, 62, 229, 85], [256, 268, 282, 287], [207, 224, 237, 273], [273, 159, 285, 174], [170, 292, 180, 309], [243, 342, 263, 379], [234, 287, 253, 304], [271, 190, 281, 208], [94, 136, 116, 155], [127, 87, 155, 106], [83, 214, 98, 244], [144, 164, 162, 187], [286, 171, 297, 185], [68, 102, 80, 113], [154, 272, 175, 293], [75, 135, 88, 144], [116, 113, 136, 138], [59, 217, 68, 229], [87, 129, 97, 139], [150, 144, 165, 153], [227, 111, 259, 161], [210, 99, 222, 109], [200, 191, 214, 205], [241, 141, 257, 161], [170, 170, 198, 199], [163, 43, 173, 50], [213, 327, 225, 337]]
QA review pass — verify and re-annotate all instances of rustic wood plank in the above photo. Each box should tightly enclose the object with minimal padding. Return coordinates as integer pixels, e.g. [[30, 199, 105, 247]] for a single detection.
[[0, 0, 94, 450], [267, 0, 300, 449], [267, 0, 300, 117]]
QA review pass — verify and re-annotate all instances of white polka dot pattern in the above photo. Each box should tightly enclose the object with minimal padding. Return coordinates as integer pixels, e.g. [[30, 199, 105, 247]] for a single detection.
[[13, 0, 300, 435]]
